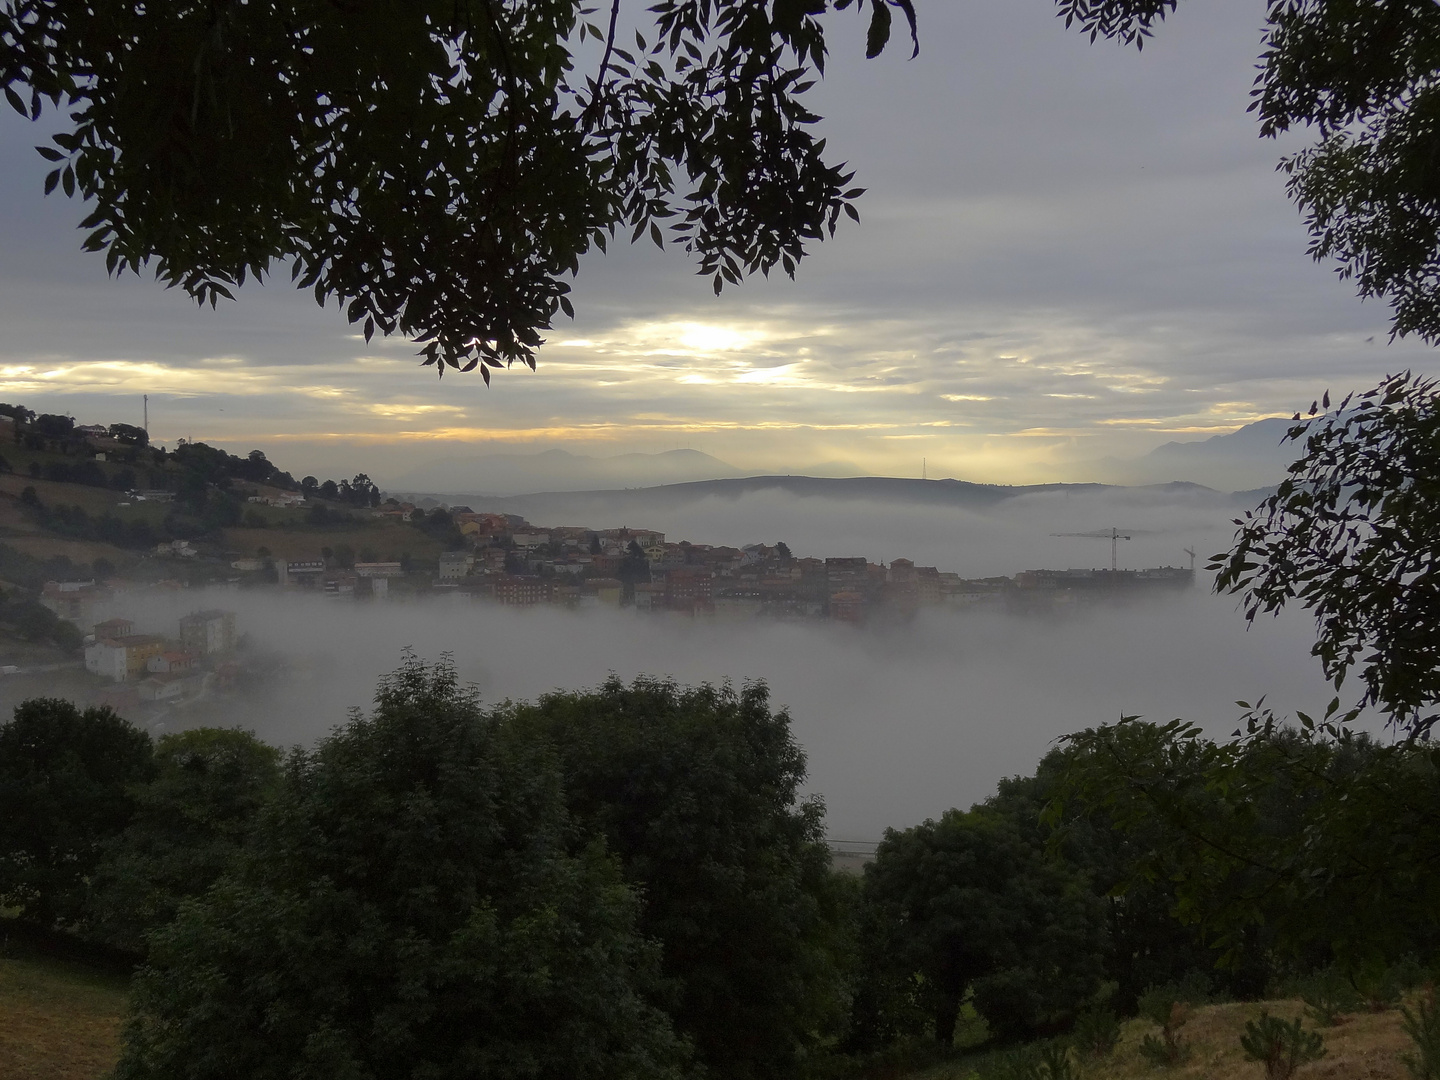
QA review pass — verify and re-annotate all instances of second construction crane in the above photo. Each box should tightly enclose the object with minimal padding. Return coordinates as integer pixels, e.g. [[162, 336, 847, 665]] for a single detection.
[[1051, 527, 1132, 571]]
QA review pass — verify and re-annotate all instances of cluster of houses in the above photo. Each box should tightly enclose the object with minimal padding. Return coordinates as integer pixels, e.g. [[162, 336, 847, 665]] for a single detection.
[[83, 609, 238, 710], [277, 517, 1051, 622]]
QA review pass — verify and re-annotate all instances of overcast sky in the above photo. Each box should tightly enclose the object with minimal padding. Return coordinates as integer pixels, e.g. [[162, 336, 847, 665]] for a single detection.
[[1, 0, 1432, 485]]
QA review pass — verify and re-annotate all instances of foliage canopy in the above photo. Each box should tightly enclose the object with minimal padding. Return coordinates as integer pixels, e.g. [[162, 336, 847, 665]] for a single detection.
[[0, 697, 153, 928], [1051, 714, 1440, 976], [511, 675, 848, 1080], [116, 656, 690, 1080], [86, 727, 281, 953], [1, 0, 915, 379], [862, 806, 1106, 1046], [1214, 372, 1440, 737]]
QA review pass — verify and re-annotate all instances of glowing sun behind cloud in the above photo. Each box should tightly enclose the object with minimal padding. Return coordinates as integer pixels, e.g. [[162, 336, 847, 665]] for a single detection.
[[675, 323, 763, 354]]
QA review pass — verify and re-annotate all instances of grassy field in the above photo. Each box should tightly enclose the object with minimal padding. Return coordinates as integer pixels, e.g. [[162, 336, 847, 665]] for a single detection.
[[0, 920, 1427, 1080], [0, 954, 1426, 1080], [0, 952, 127, 1080], [906, 997, 1421, 1080]]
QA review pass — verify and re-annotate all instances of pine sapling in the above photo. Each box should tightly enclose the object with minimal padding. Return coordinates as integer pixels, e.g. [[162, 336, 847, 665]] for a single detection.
[[1137, 996, 1191, 1067], [1036, 1043, 1079, 1080], [1301, 969, 1359, 1028], [1402, 986, 1440, 1080], [1240, 1010, 1326, 1080], [1071, 1006, 1122, 1058]]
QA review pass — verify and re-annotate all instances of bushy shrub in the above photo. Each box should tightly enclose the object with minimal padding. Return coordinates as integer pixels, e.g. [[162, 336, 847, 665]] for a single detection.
[[1239, 1010, 1325, 1080]]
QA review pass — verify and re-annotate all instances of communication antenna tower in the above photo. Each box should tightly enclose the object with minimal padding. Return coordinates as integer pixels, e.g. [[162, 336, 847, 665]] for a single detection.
[[143, 394, 148, 436], [1051, 527, 1133, 571]]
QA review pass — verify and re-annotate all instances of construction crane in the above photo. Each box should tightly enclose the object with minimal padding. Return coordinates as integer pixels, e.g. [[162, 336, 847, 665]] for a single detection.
[[1052, 527, 1133, 571]]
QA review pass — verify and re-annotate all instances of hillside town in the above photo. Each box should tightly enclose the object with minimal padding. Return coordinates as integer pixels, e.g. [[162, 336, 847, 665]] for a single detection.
[[0, 408, 1197, 725], [39, 498, 1195, 623], [309, 502, 1195, 620]]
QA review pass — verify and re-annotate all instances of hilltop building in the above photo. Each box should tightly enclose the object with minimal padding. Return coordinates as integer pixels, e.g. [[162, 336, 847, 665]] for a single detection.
[[279, 560, 326, 588], [40, 579, 108, 624]]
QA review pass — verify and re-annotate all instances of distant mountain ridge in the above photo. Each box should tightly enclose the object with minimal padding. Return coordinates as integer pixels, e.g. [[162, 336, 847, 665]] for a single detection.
[[431, 474, 1246, 525], [1089, 417, 1299, 489], [389, 447, 750, 496]]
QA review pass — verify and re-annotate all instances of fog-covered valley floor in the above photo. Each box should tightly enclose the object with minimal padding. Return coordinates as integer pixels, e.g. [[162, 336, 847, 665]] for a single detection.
[[74, 485, 1363, 839], [109, 586, 1337, 840]]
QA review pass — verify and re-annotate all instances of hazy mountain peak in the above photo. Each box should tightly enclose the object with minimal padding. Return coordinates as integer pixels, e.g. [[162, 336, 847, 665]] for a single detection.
[[391, 447, 743, 496], [1082, 417, 1300, 490]]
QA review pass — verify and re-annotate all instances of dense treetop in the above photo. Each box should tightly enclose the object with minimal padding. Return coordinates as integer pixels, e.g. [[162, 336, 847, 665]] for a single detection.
[[1, 0, 915, 379]]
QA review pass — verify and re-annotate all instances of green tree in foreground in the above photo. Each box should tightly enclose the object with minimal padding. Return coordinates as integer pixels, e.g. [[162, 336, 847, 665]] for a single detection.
[[1051, 716, 1440, 981], [0, 698, 152, 928], [116, 657, 689, 1080], [1, 0, 914, 378], [1215, 372, 1440, 738], [511, 676, 849, 1080], [861, 807, 1106, 1046], [86, 727, 281, 954]]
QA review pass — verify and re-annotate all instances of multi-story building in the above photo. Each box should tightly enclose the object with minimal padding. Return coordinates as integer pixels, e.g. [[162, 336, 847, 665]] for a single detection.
[[583, 578, 623, 606], [147, 649, 197, 675], [825, 557, 869, 615], [179, 610, 237, 655], [493, 575, 553, 606], [664, 567, 713, 612], [280, 560, 326, 587], [438, 552, 473, 579], [829, 591, 866, 625], [85, 634, 167, 682], [633, 582, 665, 611], [40, 579, 108, 624]]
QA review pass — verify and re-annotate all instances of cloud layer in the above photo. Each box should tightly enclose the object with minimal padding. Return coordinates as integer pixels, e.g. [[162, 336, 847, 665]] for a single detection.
[[0, 0, 1430, 483]]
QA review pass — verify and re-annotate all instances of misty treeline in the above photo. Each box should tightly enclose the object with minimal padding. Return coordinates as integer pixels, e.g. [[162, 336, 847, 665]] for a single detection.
[[2, 658, 1438, 1079]]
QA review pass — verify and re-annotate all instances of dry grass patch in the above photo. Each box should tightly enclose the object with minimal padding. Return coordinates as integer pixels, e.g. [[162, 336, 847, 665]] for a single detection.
[[0, 476, 125, 516], [0, 955, 127, 1080], [1083, 998, 1411, 1080], [905, 997, 1420, 1080]]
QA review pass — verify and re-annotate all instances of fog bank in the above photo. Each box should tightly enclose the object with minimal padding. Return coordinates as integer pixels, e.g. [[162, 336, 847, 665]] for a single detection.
[[111, 586, 1337, 839]]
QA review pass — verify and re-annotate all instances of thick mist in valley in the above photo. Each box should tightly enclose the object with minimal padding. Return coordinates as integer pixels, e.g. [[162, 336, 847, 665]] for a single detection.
[[88, 488, 1353, 840]]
